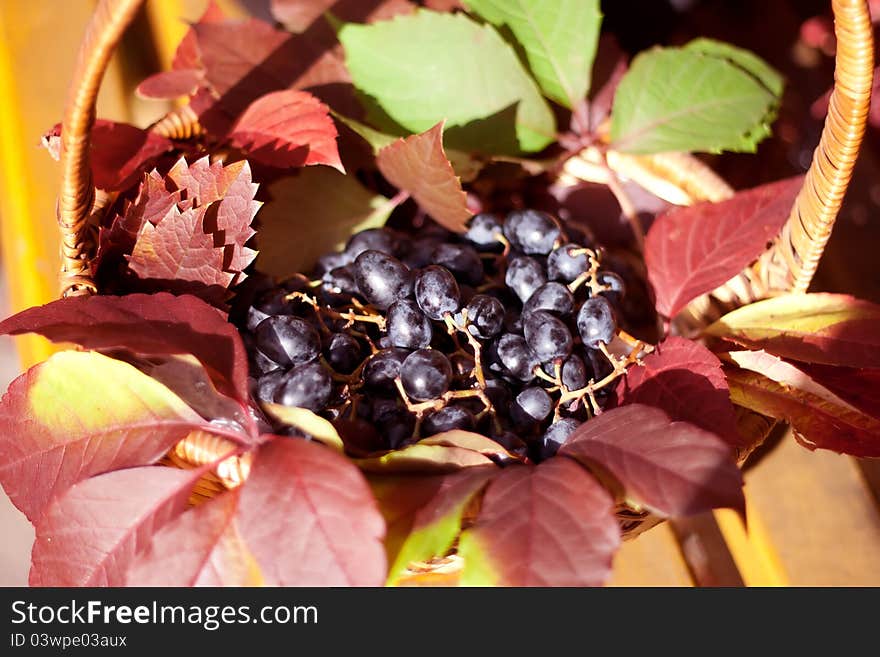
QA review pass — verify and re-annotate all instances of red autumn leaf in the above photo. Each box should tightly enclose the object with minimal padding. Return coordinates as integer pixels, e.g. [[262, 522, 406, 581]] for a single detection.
[[457, 459, 620, 586], [236, 438, 387, 585], [0, 292, 251, 405], [706, 293, 880, 369], [793, 362, 880, 420], [135, 1, 225, 99], [99, 170, 182, 263], [42, 120, 173, 192], [166, 158, 259, 277], [129, 204, 232, 289], [121, 157, 260, 293], [137, 69, 203, 100], [560, 404, 744, 518], [645, 176, 803, 318], [270, 0, 414, 33], [724, 350, 880, 457], [126, 490, 264, 586], [376, 122, 472, 232], [228, 90, 343, 171], [191, 17, 350, 132], [30, 466, 204, 586], [616, 337, 745, 447]]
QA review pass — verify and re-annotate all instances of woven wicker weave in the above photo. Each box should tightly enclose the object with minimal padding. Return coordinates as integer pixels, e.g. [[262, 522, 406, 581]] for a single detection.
[[54, 0, 875, 570]]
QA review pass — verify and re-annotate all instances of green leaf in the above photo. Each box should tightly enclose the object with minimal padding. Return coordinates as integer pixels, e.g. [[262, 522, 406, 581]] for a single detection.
[[385, 467, 496, 585], [339, 10, 556, 154], [610, 40, 782, 155], [464, 0, 602, 109], [683, 38, 784, 97]]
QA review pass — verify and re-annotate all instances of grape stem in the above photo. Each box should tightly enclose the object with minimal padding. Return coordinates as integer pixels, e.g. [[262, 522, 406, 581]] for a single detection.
[[567, 248, 608, 296], [286, 291, 387, 330], [557, 337, 648, 405], [443, 312, 488, 389]]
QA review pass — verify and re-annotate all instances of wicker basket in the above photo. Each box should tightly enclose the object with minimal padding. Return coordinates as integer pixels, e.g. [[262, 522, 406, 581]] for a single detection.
[[53, 0, 875, 583]]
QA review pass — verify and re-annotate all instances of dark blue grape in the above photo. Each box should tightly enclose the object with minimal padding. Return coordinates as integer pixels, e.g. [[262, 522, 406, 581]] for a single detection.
[[523, 310, 573, 363], [484, 377, 512, 408], [401, 237, 443, 269], [363, 347, 411, 394], [400, 349, 453, 401], [353, 250, 412, 310], [423, 405, 475, 435], [246, 289, 294, 331], [490, 334, 539, 382], [541, 353, 589, 389], [562, 354, 589, 390], [503, 209, 561, 255], [324, 332, 363, 374], [547, 243, 589, 282], [503, 309, 523, 335], [523, 281, 575, 316], [430, 242, 484, 285], [465, 294, 505, 338], [514, 386, 552, 422], [505, 256, 547, 303], [464, 213, 504, 248], [316, 251, 349, 274], [370, 398, 415, 449], [577, 296, 616, 348], [274, 362, 332, 411], [414, 265, 461, 320], [539, 418, 581, 459], [253, 369, 286, 404], [322, 266, 359, 295], [345, 227, 400, 260], [387, 299, 433, 349], [255, 315, 320, 367]]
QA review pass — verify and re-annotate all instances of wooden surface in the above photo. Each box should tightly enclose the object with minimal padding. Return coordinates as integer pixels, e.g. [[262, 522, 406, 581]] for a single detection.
[[0, 0, 878, 587]]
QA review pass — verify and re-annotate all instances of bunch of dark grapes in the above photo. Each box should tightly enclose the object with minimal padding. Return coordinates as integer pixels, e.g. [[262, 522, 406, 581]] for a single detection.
[[237, 210, 644, 462]]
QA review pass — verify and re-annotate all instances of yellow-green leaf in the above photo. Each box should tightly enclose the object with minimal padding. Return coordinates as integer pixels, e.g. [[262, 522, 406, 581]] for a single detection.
[[0, 351, 208, 522], [706, 293, 880, 368]]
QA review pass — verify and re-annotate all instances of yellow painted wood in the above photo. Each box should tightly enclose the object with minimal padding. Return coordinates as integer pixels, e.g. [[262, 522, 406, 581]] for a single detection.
[[610, 523, 694, 587], [730, 435, 880, 585], [715, 504, 789, 587], [0, 2, 127, 367], [145, 0, 250, 72]]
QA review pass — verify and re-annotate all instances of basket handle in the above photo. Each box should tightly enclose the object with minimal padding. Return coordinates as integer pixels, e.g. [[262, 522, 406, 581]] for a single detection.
[[58, 0, 145, 297], [763, 0, 874, 293]]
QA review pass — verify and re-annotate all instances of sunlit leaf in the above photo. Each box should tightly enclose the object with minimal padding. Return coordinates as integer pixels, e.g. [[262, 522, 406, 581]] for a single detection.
[[610, 39, 782, 154], [0, 351, 215, 522], [458, 459, 620, 586], [339, 10, 556, 153], [724, 351, 880, 457], [30, 466, 204, 586], [0, 293, 251, 405], [464, 0, 602, 109], [376, 122, 472, 232], [228, 89, 343, 171], [236, 438, 387, 585], [616, 336, 744, 447], [706, 293, 880, 369], [645, 176, 801, 318], [560, 404, 744, 517]]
